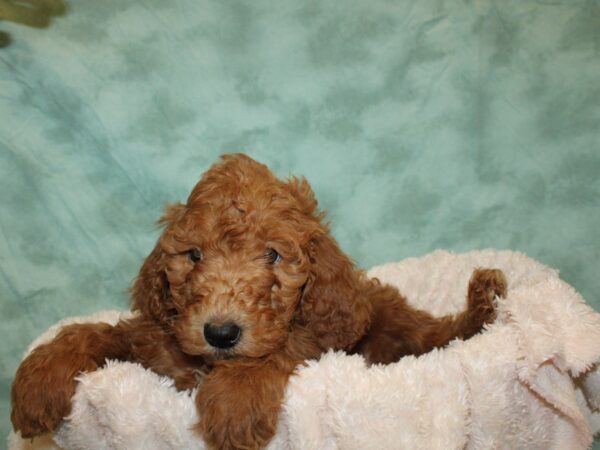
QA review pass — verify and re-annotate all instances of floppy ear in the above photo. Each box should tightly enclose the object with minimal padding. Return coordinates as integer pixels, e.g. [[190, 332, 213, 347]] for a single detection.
[[299, 232, 373, 351], [131, 203, 186, 323]]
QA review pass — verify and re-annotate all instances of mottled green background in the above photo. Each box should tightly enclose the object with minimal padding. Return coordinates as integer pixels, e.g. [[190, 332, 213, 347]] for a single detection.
[[1, 0, 599, 445]]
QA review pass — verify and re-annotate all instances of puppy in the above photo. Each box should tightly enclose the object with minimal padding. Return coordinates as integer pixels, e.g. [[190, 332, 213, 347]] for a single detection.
[[12, 154, 506, 449]]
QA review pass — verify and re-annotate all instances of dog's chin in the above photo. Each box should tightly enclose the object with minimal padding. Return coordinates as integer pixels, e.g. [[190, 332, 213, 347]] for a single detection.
[[199, 345, 280, 363], [206, 348, 239, 361]]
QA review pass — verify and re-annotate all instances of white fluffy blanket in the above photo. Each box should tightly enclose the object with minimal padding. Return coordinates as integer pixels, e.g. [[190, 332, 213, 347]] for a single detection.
[[8, 250, 600, 450]]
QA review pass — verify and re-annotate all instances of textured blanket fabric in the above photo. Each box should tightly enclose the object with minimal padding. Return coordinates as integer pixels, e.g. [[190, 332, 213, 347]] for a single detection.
[[7, 250, 600, 450]]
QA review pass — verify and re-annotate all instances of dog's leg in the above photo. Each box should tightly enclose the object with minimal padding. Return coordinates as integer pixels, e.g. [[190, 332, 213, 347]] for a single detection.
[[353, 268, 507, 365], [458, 267, 507, 337], [195, 354, 297, 450], [11, 322, 131, 438]]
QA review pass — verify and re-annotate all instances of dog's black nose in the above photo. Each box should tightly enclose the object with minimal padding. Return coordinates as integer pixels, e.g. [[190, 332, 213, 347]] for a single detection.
[[203, 322, 242, 349]]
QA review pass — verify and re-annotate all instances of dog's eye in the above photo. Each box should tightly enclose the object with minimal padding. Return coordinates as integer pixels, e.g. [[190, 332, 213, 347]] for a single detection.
[[265, 248, 281, 265], [188, 248, 203, 263]]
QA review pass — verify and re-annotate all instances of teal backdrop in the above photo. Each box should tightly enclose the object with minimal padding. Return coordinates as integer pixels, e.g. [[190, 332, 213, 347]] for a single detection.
[[1, 0, 599, 445]]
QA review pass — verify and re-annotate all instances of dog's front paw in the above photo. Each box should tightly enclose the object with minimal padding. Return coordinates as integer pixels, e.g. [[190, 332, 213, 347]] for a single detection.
[[466, 268, 507, 327], [196, 361, 289, 450], [197, 397, 277, 450], [11, 346, 99, 438]]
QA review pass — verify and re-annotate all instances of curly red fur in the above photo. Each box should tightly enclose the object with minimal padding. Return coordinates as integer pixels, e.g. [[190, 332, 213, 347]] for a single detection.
[[11, 154, 506, 449]]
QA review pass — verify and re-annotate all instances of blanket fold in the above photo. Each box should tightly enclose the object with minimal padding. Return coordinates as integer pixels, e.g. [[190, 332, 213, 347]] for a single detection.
[[7, 250, 600, 450]]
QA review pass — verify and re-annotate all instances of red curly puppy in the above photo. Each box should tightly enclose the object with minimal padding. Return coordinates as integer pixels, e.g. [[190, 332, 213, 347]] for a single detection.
[[12, 154, 506, 449]]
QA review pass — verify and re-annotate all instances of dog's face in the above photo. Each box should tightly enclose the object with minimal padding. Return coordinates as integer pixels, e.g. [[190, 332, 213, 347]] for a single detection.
[[137, 155, 326, 360]]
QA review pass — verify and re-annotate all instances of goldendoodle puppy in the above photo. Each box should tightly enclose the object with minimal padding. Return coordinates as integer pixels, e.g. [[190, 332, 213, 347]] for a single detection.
[[12, 154, 506, 449]]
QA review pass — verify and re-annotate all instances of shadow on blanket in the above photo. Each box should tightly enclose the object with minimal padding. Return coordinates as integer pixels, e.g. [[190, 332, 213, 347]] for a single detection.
[[8, 250, 600, 450]]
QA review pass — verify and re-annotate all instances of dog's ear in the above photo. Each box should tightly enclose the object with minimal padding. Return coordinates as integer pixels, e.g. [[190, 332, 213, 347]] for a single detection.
[[131, 203, 186, 322], [299, 232, 372, 351]]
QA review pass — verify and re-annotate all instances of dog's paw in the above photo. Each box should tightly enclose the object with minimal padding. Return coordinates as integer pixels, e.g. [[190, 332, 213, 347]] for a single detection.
[[196, 361, 287, 450], [11, 346, 98, 438], [466, 268, 507, 326]]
